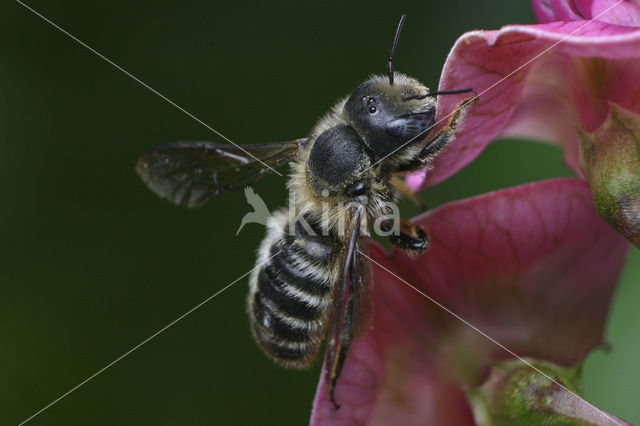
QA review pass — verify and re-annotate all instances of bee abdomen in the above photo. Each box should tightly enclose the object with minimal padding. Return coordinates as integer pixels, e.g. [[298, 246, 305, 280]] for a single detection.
[[249, 217, 339, 369]]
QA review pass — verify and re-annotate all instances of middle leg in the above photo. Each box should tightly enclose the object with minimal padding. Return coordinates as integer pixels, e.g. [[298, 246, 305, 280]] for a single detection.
[[382, 218, 429, 254]]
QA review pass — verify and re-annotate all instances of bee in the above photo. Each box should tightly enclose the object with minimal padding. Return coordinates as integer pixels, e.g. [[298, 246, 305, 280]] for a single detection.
[[136, 15, 475, 408]]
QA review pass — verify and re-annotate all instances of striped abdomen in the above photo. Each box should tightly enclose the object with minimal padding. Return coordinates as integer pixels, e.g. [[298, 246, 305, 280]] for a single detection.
[[248, 211, 340, 368]]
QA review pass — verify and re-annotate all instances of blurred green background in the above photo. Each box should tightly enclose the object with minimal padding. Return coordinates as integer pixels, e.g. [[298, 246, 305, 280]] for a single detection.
[[2, 1, 639, 424]]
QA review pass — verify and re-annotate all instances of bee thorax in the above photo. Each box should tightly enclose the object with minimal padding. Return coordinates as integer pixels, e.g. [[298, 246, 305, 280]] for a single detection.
[[306, 124, 372, 197]]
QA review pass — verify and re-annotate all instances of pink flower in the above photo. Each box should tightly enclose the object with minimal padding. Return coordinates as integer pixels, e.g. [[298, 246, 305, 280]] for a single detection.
[[311, 179, 628, 425], [407, 0, 640, 247], [311, 1, 639, 424]]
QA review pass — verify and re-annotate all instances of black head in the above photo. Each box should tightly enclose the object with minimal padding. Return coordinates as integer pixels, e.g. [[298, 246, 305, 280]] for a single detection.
[[341, 14, 437, 158], [342, 14, 473, 159], [343, 74, 436, 158]]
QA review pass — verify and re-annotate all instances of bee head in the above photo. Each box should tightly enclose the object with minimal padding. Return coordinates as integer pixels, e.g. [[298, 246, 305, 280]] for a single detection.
[[343, 74, 436, 158], [342, 14, 473, 159]]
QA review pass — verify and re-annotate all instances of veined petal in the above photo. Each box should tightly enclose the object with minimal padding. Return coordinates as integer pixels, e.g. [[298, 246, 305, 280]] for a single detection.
[[407, 21, 640, 191], [311, 178, 628, 425]]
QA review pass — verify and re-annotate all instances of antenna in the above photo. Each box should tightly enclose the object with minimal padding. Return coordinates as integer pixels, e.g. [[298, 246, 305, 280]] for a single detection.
[[425, 88, 474, 96], [402, 87, 475, 101], [388, 14, 406, 86]]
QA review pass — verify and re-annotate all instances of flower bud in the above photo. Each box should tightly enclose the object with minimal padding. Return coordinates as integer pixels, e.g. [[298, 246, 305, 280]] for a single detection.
[[579, 104, 640, 247], [468, 358, 629, 425]]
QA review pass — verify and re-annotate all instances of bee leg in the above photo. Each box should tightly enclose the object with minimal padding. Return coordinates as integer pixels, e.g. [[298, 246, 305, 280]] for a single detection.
[[383, 218, 429, 254], [397, 95, 478, 172], [390, 176, 427, 212], [328, 297, 354, 410], [419, 95, 478, 160]]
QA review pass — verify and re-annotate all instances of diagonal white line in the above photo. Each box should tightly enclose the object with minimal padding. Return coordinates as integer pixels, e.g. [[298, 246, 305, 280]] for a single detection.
[[360, 250, 624, 426], [17, 251, 280, 425], [366, 0, 625, 172], [15, 0, 283, 177]]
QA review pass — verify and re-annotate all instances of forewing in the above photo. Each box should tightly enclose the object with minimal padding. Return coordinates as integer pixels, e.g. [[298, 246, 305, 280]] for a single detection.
[[136, 139, 305, 207], [324, 204, 372, 408], [350, 236, 373, 340]]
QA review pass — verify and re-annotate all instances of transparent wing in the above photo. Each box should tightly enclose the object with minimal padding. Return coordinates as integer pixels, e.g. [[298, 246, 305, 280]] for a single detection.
[[136, 139, 305, 207]]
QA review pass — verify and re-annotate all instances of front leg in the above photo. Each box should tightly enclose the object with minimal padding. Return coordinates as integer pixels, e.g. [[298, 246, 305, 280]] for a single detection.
[[382, 218, 429, 254], [390, 176, 427, 212], [398, 95, 478, 172]]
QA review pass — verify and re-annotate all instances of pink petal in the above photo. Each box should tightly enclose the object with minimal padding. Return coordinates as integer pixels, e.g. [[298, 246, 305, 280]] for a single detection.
[[533, 0, 640, 26], [532, 0, 584, 23], [311, 178, 628, 425], [578, 0, 640, 26], [407, 21, 640, 191], [571, 56, 640, 131], [532, 0, 558, 24]]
